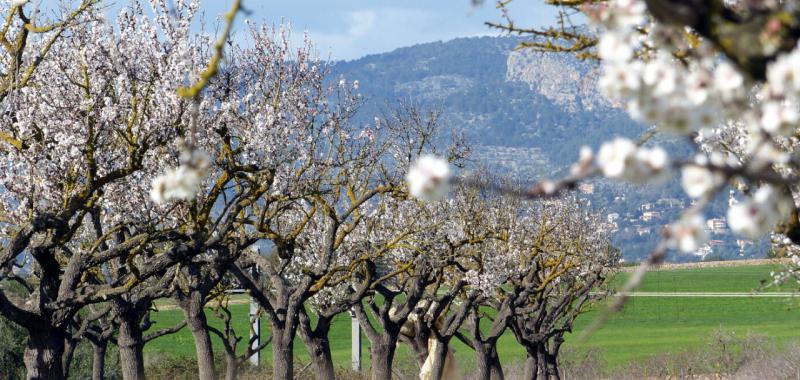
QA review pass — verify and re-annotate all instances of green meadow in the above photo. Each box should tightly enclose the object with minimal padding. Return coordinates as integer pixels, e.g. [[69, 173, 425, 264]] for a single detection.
[[145, 263, 800, 371]]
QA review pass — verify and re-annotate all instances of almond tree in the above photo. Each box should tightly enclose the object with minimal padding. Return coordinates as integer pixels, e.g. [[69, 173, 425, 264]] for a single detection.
[[0, 1, 213, 377], [498, 199, 617, 380], [207, 21, 426, 379], [401, 182, 515, 380]]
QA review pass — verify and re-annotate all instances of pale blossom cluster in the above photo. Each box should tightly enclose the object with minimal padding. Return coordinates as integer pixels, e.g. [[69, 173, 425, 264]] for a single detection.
[[149, 150, 211, 204], [667, 214, 708, 253], [596, 138, 669, 183], [680, 155, 727, 199], [583, 0, 800, 250], [727, 186, 793, 239], [406, 154, 451, 202], [149, 166, 203, 204], [0, 0, 210, 228]]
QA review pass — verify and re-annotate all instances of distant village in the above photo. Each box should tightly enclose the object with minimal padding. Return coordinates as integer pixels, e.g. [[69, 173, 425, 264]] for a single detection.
[[576, 183, 755, 260]]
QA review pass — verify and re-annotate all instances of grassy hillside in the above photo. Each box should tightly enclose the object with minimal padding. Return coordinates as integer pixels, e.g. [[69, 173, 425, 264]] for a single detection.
[[145, 263, 800, 372]]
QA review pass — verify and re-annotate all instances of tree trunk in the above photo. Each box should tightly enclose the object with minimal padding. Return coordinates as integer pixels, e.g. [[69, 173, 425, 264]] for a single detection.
[[117, 313, 146, 380], [421, 337, 449, 380], [24, 328, 66, 380], [224, 354, 238, 380], [544, 355, 560, 380], [537, 345, 548, 380], [522, 348, 538, 380], [91, 340, 107, 380], [62, 337, 77, 379], [298, 314, 335, 380], [474, 342, 504, 380], [542, 344, 561, 380], [545, 336, 564, 380], [369, 334, 398, 380], [271, 331, 294, 380], [184, 303, 217, 380], [301, 335, 335, 380]]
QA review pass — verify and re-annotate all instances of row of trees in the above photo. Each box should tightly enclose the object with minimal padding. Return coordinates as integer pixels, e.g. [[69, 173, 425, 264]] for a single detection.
[[0, 1, 618, 380]]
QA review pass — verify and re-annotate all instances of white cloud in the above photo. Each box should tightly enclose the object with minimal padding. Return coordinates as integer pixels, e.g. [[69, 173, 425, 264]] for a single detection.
[[347, 10, 376, 37]]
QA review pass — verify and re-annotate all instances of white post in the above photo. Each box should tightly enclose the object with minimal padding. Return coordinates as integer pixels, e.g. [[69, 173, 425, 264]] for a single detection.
[[351, 309, 361, 371], [249, 298, 260, 367], [248, 259, 261, 367]]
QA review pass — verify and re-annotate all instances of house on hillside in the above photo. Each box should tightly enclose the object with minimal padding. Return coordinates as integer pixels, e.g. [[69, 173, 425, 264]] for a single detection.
[[706, 218, 728, 234], [641, 211, 661, 222]]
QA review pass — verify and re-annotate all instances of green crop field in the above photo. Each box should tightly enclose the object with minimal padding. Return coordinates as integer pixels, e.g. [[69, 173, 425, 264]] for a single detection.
[[145, 263, 800, 372]]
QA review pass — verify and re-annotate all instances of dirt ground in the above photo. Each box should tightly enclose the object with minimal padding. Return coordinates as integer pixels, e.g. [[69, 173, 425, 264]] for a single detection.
[[621, 258, 790, 272]]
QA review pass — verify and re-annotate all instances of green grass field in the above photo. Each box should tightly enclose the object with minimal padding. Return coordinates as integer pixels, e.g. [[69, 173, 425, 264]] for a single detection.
[[145, 263, 800, 371]]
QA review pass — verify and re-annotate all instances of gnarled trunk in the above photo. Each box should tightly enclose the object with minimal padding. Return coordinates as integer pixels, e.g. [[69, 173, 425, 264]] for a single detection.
[[224, 354, 238, 380], [298, 313, 335, 380], [184, 302, 216, 380], [271, 330, 294, 380], [117, 312, 145, 380], [421, 337, 450, 380], [91, 340, 107, 380], [24, 328, 66, 380], [62, 337, 77, 379], [303, 338, 334, 380], [522, 347, 538, 380], [540, 339, 562, 380], [537, 344, 548, 380], [369, 334, 398, 380], [474, 342, 504, 380]]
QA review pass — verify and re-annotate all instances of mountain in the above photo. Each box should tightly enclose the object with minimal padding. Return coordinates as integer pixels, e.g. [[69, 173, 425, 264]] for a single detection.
[[330, 36, 768, 262], [331, 36, 644, 173]]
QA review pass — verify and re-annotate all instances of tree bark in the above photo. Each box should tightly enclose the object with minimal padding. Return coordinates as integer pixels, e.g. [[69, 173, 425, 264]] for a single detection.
[[24, 328, 66, 380], [224, 354, 238, 380], [298, 313, 335, 380], [61, 337, 77, 379], [184, 302, 217, 380], [271, 331, 294, 380], [522, 348, 538, 380], [369, 334, 399, 380], [542, 341, 561, 380], [91, 340, 107, 380], [537, 345, 548, 380], [422, 337, 450, 380], [474, 342, 504, 380], [117, 312, 146, 380]]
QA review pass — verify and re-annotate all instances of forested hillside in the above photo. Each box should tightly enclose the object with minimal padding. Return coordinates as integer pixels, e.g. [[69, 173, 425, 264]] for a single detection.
[[331, 36, 767, 262]]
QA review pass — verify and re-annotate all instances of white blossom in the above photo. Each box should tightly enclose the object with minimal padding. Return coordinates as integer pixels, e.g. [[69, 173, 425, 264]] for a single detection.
[[685, 69, 714, 105], [761, 101, 799, 136], [598, 32, 633, 63], [767, 50, 800, 99], [596, 138, 670, 183], [681, 165, 724, 198], [602, 0, 647, 29], [713, 62, 745, 100], [149, 166, 203, 204], [668, 214, 708, 253], [406, 155, 451, 202], [727, 186, 793, 238], [599, 61, 642, 98]]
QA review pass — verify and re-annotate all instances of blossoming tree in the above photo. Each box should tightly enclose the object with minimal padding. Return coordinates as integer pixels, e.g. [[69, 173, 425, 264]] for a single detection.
[[401, 0, 800, 305], [0, 1, 214, 378]]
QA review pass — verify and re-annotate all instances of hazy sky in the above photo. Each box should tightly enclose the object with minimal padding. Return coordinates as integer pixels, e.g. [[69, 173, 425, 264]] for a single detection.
[[234, 1, 559, 60], [38, 1, 559, 60]]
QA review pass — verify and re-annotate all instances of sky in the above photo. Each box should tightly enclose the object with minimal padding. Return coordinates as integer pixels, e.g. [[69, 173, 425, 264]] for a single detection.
[[38, 0, 559, 61], [233, 1, 559, 60]]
